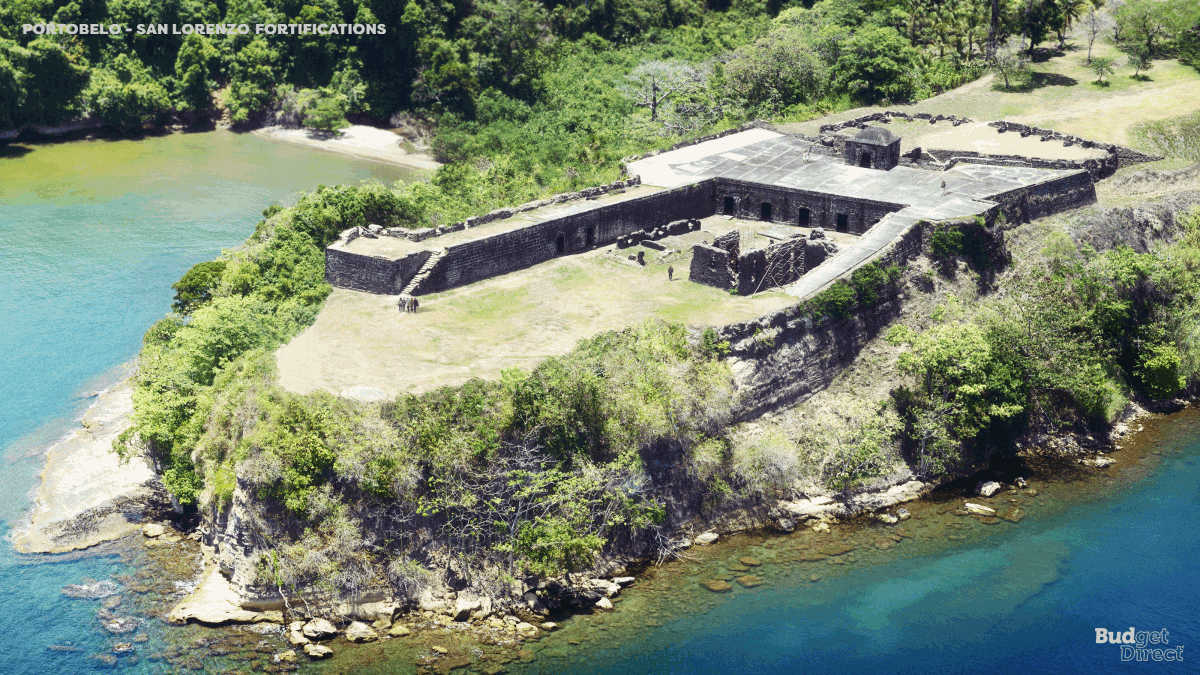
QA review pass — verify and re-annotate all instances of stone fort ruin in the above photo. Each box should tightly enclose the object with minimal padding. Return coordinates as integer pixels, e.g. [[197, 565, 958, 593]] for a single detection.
[[325, 118, 1152, 303]]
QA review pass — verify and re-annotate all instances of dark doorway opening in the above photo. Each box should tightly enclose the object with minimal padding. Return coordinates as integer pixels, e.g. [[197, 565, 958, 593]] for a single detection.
[[724, 196, 735, 214], [760, 202, 772, 221], [797, 207, 810, 227], [859, 152, 872, 168], [586, 227, 594, 247], [836, 214, 849, 232], [556, 234, 565, 253]]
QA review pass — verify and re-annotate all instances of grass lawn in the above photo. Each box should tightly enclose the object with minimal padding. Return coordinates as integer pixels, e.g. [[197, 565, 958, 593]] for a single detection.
[[276, 242, 793, 396], [780, 38, 1200, 155]]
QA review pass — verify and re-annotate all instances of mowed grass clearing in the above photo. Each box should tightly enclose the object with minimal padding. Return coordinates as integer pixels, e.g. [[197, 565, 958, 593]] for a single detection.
[[276, 245, 793, 396], [780, 38, 1200, 156]]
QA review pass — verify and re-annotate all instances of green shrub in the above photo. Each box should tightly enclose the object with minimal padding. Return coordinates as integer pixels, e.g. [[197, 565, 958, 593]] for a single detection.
[[810, 281, 856, 320]]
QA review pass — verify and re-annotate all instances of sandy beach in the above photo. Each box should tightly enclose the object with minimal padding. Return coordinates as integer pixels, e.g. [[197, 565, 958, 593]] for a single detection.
[[11, 379, 168, 554], [252, 125, 441, 171]]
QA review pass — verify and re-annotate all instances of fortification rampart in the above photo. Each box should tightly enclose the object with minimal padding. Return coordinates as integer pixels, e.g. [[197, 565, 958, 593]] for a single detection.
[[710, 217, 934, 419], [987, 169, 1097, 223], [325, 247, 431, 294], [712, 177, 905, 234], [413, 181, 718, 294], [390, 176, 643, 243]]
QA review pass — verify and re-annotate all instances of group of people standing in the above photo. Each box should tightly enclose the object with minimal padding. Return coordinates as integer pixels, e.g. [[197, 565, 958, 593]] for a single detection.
[[399, 296, 419, 313]]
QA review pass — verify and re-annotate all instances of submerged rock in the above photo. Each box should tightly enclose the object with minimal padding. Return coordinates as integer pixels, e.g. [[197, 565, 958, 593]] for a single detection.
[[702, 579, 732, 593], [878, 513, 899, 524], [735, 575, 764, 588], [101, 617, 139, 634], [738, 557, 762, 567], [1000, 508, 1025, 523], [964, 503, 996, 515], [817, 543, 854, 556], [142, 524, 165, 538], [694, 532, 719, 546], [595, 597, 614, 611], [896, 508, 911, 521], [775, 517, 796, 533]]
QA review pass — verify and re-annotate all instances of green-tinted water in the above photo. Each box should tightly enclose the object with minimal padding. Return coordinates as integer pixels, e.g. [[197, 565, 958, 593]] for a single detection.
[[0, 129, 422, 675]]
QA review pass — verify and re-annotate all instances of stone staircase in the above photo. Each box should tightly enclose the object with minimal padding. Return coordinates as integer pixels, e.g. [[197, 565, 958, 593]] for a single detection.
[[399, 248, 447, 298]]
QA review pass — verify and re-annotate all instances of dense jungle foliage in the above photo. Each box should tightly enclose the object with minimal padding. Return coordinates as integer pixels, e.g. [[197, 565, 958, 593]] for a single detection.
[[3, 0, 1198, 231]]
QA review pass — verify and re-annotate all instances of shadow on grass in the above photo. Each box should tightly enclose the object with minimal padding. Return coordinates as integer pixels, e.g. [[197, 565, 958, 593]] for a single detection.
[[1131, 74, 1153, 82], [991, 71, 1079, 93], [1029, 47, 1066, 63], [0, 144, 33, 159]]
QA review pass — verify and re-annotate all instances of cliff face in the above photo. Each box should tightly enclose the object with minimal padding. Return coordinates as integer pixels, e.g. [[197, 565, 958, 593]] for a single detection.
[[202, 481, 273, 606]]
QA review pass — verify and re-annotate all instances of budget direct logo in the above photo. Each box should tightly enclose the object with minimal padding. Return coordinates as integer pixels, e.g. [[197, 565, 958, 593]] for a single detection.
[[1096, 628, 1185, 662]]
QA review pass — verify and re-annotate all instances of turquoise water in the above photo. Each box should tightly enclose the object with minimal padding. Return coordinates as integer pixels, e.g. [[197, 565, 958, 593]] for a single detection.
[[517, 428, 1200, 675], [0, 131, 419, 674]]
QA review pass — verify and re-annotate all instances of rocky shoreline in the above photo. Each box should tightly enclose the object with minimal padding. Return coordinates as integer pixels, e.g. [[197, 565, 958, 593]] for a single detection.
[[34, 392, 1194, 673], [10, 378, 172, 554]]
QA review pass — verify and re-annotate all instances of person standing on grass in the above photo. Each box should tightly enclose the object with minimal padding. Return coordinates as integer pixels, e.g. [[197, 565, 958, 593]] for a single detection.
[[668, 265, 674, 281]]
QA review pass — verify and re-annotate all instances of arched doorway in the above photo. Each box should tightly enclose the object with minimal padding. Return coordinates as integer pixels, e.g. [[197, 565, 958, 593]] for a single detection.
[[859, 152, 872, 168]]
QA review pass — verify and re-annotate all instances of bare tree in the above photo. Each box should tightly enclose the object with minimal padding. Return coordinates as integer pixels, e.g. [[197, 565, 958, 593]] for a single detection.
[[619, 60, 706, 122], [992, 38, 1030, 88]]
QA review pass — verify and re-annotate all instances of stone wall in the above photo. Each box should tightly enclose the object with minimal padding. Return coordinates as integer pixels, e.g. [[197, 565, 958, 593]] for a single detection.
[[988, 169, 1097, 223], [688, 244, 736, 290], [712, 219, 931, 419], [390, 176, 643, 243], [736, 237, 807, 295], [325, 247, 432, 294], [691, 232, 831, 295], [912, 148, 1119, 182], [987, 121, 1162, 170], [416, 181, 717, 294], [714, 177, 905, 234]]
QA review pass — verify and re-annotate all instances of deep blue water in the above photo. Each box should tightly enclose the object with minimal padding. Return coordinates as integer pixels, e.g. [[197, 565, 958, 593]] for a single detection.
[[0, 131, 418, 674], [531, 436, 1200, 675]]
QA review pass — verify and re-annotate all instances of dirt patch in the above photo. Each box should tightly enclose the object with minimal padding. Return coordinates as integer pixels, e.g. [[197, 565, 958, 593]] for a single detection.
[[906, 122, 1105, 160]]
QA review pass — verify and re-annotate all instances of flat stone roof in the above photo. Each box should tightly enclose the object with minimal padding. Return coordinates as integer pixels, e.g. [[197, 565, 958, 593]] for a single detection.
[[627, 128, 1089, 301], [629, 132, 1077, 221]]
